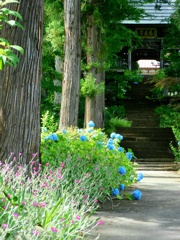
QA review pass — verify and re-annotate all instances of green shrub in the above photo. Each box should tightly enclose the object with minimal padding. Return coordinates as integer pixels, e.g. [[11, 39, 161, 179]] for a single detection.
[[105, 117, 132, 136], [154, 105, 180, 128], [170, 127, 180, 162], [104, 105, 131, 135], [41, 126, 138, 196]]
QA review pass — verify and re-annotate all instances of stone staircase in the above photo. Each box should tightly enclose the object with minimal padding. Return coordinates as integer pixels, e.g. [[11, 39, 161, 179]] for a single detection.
[[116, 76, 177, 170]]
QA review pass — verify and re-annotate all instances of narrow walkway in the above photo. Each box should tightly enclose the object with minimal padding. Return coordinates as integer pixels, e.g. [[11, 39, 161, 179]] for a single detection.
[[90, 170, 180, 240]]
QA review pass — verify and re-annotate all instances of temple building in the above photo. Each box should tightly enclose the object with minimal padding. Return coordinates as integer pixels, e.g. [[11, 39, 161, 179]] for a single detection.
[[121, 0, 176, 73]]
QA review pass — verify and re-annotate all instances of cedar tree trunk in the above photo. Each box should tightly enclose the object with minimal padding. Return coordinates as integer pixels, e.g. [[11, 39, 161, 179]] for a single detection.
[[85, 14, 105, 128], [59, 0, 81, 130], [0, 0, 44, 164]]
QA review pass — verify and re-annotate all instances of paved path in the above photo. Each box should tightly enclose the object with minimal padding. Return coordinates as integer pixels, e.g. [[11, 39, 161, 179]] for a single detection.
[[90, 170, 180, 240]]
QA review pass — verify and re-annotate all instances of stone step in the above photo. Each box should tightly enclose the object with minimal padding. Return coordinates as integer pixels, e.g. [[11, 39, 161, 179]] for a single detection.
[[135, 162, 178, 171], [135, 158, 175, 162], [122, 137, 173, 142], [118, 127, 174, 135]]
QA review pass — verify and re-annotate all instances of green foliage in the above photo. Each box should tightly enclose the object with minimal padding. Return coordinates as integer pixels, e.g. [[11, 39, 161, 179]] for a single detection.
[[105, 105, 126, 119], [41, 111, 58, 132], [150, 68, 180, 99], [123, 69, 143, 83], [105, 69, 143, 105], [154, 105, 180, 129], [104, 105, 131, 135], [105, 117, 131, 136], [41, 126, 138, 193], [44, 0, 64, 56], [81, 73, 105, 98], [170, 127, 180, 162], [0, 0, 23, 70], [41, 0, 64, 122], [110, 118, 132, 128], [41, 41, 62, 123]]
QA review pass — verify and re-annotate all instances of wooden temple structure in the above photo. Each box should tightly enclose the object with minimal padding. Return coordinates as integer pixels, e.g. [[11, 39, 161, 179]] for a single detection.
[[121, 0, 176, 71]]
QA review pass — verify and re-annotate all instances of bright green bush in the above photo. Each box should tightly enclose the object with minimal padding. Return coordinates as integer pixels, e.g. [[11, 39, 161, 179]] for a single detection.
[[104, 105, 131, 135], [41, 125, 138, 199], [170, 127, 180, 162]]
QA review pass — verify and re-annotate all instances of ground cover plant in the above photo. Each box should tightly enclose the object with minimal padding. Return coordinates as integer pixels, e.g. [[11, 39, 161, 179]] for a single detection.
[[0, 121, 143, 239], [154, 104, 180, 162], [0, 156, 102, 239]]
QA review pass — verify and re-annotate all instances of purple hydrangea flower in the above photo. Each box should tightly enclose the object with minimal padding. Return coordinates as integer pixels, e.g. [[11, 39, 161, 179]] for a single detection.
[[132, 190, 142, 200], [112, 188, 119, 196], [118, 166, 126, 175]]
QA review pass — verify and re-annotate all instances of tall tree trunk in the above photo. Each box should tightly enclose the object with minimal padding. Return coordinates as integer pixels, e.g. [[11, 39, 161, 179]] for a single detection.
[[95, 69, 105, 128], [59, 0, 81, 130], [85, 14, 105, 128], [54, 56, 62, 105], [0, 0, 44, 164]]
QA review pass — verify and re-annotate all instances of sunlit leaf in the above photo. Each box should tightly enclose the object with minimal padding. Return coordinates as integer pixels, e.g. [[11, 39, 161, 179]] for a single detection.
[[11, 45, 24, 54]]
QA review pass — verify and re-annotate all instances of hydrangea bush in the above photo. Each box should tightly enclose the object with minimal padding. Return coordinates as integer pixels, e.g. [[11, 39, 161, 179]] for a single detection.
[[41, 121, 141, 201], [0, 121, 143, 239]]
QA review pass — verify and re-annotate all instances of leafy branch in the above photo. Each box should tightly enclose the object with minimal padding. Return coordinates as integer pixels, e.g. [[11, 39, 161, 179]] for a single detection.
[[0, 0, 24, 70]]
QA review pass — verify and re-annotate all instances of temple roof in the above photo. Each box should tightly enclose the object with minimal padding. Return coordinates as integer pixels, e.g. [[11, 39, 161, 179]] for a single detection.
[[123, 0, 176, 25]]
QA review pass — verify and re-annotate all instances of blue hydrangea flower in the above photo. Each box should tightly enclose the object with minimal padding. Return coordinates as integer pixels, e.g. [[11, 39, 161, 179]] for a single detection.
[[107, 143, 115, 150], [178, 141, 180, 146], [41, 127, 48, 132], [110, 132, 116, 139], [137, 172, 144, 182], [126, 152, 133, 161], [78, 129, 82, 133], [88, 121, 95, 128], [118, 166, 126, 175], [112, 188, 120, 196], [115, 134, 123, 140], [108, 138, 114, 144], [118, 147, 125, 152], [87, 128, 92, 133], [62, 129, 67, 134], [119, 184, 125, 191], [80, 135, 87, 141], [132, 190, 142, 200], [44, 133, 58, 141]]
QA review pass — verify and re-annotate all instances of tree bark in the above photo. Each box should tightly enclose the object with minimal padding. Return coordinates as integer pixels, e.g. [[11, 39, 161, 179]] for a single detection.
[[85, 14, 105, 128], [59, 0, 81, 130], [0, 0, 44, 164], [95, 69, 105, 128], [54, 56, 62, 105]]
